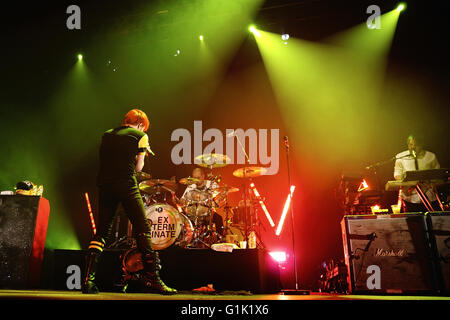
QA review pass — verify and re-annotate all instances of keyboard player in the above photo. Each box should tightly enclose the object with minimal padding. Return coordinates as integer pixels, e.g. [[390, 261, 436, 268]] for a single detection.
[[394, 134, 441, 212]]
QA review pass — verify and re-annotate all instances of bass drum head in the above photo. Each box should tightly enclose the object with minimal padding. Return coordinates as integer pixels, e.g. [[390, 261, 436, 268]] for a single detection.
[[174, 212, 194, 248], [145, 203, 182, 250]]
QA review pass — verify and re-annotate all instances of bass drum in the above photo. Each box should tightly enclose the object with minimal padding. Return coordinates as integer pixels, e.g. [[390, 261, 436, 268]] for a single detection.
[[144, 203, 193, 250]]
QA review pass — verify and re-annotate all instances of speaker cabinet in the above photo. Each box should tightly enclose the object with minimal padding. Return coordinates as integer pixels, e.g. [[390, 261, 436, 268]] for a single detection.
[[0, 195, 50, 288], [426, 212, 450, 293], [341, 213, 437, 294]]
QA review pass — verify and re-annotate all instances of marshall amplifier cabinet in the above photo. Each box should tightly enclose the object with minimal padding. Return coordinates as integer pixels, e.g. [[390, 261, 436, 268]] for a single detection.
[[425, 212, 450, 293], [341, 213, 437, 294]]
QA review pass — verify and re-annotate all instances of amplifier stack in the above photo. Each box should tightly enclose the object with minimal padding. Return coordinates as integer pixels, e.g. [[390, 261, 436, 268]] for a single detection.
[[341, 212, 450, 294]]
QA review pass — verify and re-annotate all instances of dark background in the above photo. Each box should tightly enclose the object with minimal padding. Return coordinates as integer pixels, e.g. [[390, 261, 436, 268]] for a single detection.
[[1, 0, 448, 290]]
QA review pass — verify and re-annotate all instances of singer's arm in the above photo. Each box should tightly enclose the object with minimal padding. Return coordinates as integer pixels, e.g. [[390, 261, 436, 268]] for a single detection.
[[135, 153, 145, 172], [136, 134, 150, 172]]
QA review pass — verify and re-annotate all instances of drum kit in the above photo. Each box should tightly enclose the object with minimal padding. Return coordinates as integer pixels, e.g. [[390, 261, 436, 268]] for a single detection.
[[110, 153, 268, 252]]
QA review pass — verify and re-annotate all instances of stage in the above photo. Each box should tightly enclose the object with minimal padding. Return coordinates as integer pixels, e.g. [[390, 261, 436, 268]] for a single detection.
[[1, 289, 448, 300]]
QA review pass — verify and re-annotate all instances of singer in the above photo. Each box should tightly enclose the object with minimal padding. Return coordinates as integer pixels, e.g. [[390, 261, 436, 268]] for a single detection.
[[81, 108, 177, 295], [393, 134, 440, 212]]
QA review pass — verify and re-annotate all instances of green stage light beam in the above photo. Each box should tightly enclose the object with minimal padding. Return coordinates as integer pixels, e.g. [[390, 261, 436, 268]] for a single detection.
[[252, 23, 401, 168], [106, 0, 264, 117], [42, 57, 116, 251]]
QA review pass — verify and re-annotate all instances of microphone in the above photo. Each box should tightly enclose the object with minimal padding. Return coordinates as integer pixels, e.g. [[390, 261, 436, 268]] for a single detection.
[[283, 136, 289, 148], [411, 149, 419, 170], [146, 146, 155, 156]]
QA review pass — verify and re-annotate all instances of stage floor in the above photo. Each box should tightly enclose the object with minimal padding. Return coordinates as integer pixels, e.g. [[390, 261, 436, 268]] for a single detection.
[[0, 289, 449, 300]]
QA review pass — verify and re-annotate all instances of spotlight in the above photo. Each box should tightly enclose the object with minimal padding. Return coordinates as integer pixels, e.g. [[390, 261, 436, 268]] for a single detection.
[[269, 251, 287, 263], [248, 25, 261, 37], [281, 34, 289, 41], [396, 2, 406, 12], [199, 35, 204, 41], [77, 54, 83, 61]]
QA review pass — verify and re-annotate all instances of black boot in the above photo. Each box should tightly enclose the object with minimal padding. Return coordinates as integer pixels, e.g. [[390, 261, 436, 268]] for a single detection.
[[81, 252, 100, 294], [141, 251, 177, 295], [137, 233, 177, 295], [81, 238, 105, 294]]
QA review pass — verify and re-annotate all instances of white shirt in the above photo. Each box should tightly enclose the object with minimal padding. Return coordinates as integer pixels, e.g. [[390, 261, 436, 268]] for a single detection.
[[181, 180, 219, 200], [394, 150, 440, 203]]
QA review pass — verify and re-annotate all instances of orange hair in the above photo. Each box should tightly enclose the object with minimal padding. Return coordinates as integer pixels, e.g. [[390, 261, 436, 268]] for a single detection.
[[122, 109, 150, 132]]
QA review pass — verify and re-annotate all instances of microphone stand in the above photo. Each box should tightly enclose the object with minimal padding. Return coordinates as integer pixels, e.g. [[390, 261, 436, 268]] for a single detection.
[[365, 154, 410, 191], [234, 133, 250, 245], [282, 136, 309, 295]]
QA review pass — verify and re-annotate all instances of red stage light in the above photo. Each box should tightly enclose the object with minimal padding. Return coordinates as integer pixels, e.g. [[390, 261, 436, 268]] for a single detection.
[[269, 251, 287, 263], [275, 185, 296, 236], [358, 179, 369, 192], [84, 192, 97, 235], [250, 183, 275, 227]]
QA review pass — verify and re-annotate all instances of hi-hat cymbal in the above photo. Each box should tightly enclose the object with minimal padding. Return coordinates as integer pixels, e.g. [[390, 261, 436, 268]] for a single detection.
[[233, 166, 267, 178], [136, 171, 152, 182], [194, 153, 231, 168], [179, 177, 201, 185], [139, 179, 177, 194]]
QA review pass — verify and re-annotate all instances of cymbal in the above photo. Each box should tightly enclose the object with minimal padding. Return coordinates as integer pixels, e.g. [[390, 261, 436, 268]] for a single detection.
[[194, 153, 231, 168], [179, 177, 201, 185], [136, 171, 152, 182], [232, 166, 267, 178], [214, 186, 239, 193], [139, 179, 177, 194]]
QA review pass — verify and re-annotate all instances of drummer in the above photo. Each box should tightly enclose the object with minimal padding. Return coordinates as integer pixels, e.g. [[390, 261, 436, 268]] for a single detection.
[[179, 168, 224, 235]]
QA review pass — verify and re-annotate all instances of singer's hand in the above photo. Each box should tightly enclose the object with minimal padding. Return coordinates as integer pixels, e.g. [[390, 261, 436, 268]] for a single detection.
[[283, 136, 289, 148]]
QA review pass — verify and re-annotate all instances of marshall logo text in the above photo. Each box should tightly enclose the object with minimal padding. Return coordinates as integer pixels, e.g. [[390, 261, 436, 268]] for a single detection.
[[374, 248, 406, 257]]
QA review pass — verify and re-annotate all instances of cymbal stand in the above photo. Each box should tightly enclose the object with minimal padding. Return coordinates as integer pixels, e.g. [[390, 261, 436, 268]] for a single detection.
[[222, 197, 233, 236], [205, 191, 223, 246], [190, 210, 212, 249], [249, 208, 265, 249]]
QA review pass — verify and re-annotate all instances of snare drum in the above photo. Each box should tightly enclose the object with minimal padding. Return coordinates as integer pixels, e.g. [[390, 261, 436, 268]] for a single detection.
[[144, 203, 193, 250]]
